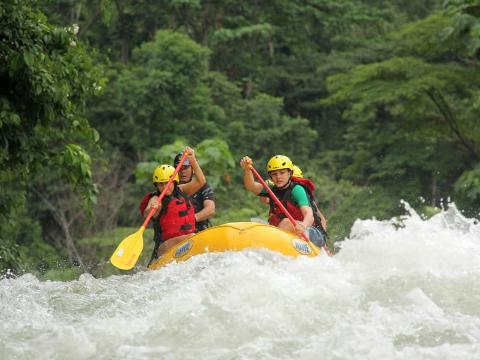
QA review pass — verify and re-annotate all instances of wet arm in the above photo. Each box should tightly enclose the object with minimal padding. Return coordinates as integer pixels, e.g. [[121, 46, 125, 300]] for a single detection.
[[240, 156, 263, 195], [300, 206, 314, 228], [182, 156, 206, 196]]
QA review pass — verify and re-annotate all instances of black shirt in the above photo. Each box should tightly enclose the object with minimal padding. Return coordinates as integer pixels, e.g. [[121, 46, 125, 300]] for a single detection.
[[189, 183, 215, 231]]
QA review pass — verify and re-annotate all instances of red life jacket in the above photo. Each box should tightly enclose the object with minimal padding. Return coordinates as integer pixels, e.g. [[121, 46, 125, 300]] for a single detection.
[[291, 176, 315, 193], [139, 190, 195, 241], [268, 177, 321, 228]]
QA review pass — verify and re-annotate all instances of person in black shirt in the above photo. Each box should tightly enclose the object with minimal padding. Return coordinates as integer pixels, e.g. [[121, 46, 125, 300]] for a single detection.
[[174, 153, 215, 231]]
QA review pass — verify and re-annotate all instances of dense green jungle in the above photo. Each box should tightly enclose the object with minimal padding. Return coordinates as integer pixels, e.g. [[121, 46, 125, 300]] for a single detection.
[[1, 0, 479, 280]]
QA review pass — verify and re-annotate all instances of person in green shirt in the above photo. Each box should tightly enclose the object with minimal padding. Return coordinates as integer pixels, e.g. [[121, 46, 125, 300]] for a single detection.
[[240, 154, 314, 237]]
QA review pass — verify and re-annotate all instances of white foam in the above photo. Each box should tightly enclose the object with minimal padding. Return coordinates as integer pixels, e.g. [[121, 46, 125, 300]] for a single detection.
[[1, 203, 479, 359]]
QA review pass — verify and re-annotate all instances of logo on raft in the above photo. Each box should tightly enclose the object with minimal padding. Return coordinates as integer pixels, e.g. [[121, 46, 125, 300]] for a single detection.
[[291, 238, 312, 255], [174, 240, 193, 258]]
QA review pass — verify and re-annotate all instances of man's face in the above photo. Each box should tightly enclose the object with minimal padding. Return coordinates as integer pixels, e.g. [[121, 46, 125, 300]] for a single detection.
[[179, 165, 193, 184]]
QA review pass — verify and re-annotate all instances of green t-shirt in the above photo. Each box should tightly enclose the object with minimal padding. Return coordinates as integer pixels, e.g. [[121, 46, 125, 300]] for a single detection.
[[260, 183, 310, 207]]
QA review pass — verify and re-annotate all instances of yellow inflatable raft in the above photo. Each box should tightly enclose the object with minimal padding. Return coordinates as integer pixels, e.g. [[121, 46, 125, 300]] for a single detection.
[[148, 222, 322, 269]]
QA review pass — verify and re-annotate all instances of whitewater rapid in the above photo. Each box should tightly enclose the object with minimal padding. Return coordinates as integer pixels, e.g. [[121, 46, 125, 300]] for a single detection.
[[1, 205, 479, 360]]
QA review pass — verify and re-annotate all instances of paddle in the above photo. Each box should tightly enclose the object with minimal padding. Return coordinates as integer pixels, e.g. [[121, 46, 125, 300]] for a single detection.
[[250, 165, 332, 256], [110, 152, 189, 270]]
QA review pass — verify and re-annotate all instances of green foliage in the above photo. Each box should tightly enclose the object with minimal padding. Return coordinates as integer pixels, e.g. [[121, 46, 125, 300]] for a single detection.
[[0, 0, 101, 201], [196, 138, 236, 188], [444, 0, 480, 59], [4, 0, 480, 279], [0, 2, 102, 157], [136, 138, 235, 190], [17, 238, 66, 275], [0, 240, 21, 275], [212, 205, 269, 226], [328, 186, 403, 240], [0, 0, 101, 274], [40, 268, 84, 281], [420, 205, 441, 218], [211, 24, 274, 45], [322, 33, 479, 204], [454, 163, 480, 214], [224, 94, 318, 164], [392, 13, 463, 61], [56, 144, 98, 206], [91, 30, 219, 157], [324, 57, 473, 113]]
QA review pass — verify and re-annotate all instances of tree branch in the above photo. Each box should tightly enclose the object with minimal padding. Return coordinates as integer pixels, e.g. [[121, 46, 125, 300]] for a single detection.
[[31, 188, 85, 269], [424, 87, 479, 161]]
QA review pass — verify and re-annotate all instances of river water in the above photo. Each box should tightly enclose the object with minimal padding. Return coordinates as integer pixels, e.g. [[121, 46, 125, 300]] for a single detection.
[[1, 204, 479, 360]]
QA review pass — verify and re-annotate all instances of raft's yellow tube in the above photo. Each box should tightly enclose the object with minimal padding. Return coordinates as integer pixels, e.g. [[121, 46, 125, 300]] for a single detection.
[[148, 222, 321, 269]]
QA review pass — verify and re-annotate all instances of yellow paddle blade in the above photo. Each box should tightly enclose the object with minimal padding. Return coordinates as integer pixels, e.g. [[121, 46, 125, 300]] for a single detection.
[[110, 226, 145, 270]]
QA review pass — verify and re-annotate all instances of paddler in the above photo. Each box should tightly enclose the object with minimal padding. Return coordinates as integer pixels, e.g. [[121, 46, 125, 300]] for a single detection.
[[240, 155, 327, 246], [173, 152, 215, 232], [139, 147, 206, 262]]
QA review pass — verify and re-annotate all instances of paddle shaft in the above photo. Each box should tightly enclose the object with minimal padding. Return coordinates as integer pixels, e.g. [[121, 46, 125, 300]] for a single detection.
[[249, 166, 310, 243], [142, 152, 188, 228]]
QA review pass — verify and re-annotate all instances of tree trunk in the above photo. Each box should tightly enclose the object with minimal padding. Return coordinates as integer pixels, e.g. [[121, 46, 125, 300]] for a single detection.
[[33, 189, 86, 271]]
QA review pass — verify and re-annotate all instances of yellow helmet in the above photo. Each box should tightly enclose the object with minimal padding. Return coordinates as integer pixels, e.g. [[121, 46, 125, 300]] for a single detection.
[[152, 165, 179, 183], [292, 165, 303, 178], [266, 155, 293, 172]]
